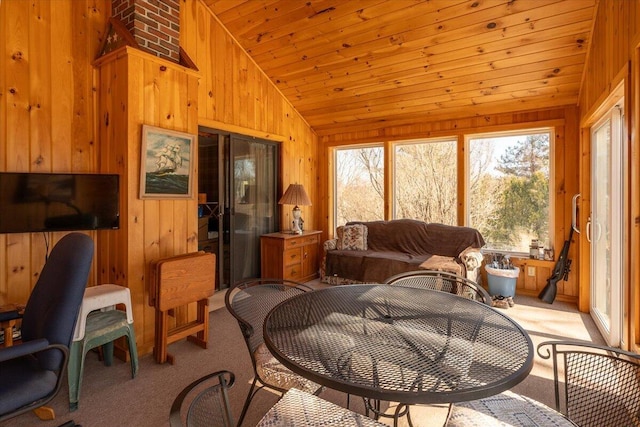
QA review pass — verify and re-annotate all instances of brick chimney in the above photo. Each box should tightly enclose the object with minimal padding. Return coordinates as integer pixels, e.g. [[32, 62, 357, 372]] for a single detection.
[[112, 0, 180, 63]]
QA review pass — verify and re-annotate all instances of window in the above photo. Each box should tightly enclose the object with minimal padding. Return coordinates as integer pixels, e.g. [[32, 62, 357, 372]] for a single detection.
[[467, 129, 553, 254], [393, 139, 457, 225], [334, 146, 384, 226]]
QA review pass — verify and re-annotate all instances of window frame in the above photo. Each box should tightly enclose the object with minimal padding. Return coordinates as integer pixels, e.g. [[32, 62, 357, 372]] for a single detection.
[[332, 143, 385, 228], [391, 137, 458, 224], [464, 127, 555, 257], [328, 126, 557, 258]]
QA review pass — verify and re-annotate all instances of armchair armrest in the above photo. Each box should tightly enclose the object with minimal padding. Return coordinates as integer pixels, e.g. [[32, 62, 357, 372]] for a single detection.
[[0, 338, 49, 362], [459, 247, 484, 271], [458, 247, 484, 284], [320, 239, 338, 282], [323, 238, 338, 252]]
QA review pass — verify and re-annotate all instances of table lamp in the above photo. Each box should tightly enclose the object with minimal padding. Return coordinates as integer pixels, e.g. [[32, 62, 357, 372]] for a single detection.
[[278, 184, 311, 234]]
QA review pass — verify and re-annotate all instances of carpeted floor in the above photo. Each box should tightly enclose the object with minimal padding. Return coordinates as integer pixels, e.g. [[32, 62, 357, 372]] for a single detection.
[[2, 288, 603, 427]]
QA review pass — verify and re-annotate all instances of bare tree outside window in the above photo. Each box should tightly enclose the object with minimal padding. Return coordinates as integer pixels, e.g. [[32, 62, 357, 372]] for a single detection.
[[394, 140, 457, 225], [468, 131, 551, 253], [335, 146, 384, 225]]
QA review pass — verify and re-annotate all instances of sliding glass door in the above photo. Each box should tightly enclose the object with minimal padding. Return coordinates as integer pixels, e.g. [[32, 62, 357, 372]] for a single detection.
[[228, 135, 278, 283], [589, 101, 624, 346], [199, 128, 278, 290]]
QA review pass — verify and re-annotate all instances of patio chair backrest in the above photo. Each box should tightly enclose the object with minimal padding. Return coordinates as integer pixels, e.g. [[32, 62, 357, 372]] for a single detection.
[[224, 278, 318, 427], [225, 278, 312, 355], [170, 370, 235, 427], [537, 340, 640, 427], [384, 270, 492, 305]]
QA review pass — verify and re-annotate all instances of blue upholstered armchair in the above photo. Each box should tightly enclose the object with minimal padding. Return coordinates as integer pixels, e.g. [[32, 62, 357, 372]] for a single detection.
[[0, 233, 94, 422]]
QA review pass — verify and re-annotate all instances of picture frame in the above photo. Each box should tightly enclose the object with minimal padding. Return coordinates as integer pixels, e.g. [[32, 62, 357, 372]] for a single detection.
[[139, 125, 195, 199]]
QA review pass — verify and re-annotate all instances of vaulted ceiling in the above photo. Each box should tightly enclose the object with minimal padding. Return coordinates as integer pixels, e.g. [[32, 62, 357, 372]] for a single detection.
[[204, 0, 596, 136]]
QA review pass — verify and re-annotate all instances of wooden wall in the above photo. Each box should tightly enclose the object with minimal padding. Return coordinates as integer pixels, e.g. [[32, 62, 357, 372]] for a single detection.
[[0, 0, 320, 356], [318, 106, 580, 302], [2, 0, 639, 353], [577, 0, 640, 350], [0, 0, 111, 305], [180, 0, 319, 232], [93, 47, 201, 355]]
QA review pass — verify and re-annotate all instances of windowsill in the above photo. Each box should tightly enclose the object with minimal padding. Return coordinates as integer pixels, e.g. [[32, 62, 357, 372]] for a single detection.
[[481, 249, 555, 264], [510, 257, 555, 266]]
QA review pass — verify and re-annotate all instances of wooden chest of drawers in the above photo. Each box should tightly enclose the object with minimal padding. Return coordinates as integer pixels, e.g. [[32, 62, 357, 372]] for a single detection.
[[260, 231, 322, 282]]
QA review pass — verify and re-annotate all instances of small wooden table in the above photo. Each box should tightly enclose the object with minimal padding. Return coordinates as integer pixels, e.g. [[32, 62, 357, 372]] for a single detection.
[[149, 252, 216, 364]]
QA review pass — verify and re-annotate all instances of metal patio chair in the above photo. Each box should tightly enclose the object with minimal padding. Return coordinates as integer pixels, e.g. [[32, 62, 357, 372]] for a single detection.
[[225, 278, 322, 426], [170, 370, 235, 427], [257, 388, 386, 426], [537, 340, 640, 427], [384, 270, 492, 305], [447, 389, 576, 427]]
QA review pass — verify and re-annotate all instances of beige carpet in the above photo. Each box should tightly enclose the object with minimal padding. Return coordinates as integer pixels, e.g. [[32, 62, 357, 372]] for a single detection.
[[1, 290, 603, 427]]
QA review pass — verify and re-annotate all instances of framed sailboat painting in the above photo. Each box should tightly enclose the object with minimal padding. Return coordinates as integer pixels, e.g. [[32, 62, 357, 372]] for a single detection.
[[140, 125, 195, 199]]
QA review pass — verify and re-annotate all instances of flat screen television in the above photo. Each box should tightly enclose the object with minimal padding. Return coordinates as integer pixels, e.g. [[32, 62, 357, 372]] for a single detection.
[[0, 172, 120, 233]]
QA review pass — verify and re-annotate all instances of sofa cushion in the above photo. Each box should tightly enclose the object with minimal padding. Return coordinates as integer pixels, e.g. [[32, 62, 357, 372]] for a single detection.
[[423, 223, 485, 257], [326, 250, 429, 283], [337, 224, 368, 250], [348, 219, 429, 254]]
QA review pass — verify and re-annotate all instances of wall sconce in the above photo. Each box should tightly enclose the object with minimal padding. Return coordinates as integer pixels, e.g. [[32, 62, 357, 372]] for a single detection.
[[278, 184, 311, 234]]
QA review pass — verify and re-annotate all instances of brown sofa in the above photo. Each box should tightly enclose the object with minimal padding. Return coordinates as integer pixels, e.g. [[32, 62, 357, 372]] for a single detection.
[[320, 219, 485, 285]]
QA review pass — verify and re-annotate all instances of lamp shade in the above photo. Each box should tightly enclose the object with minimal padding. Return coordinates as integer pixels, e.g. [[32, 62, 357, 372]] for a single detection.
[[278, 184, 312, 207]]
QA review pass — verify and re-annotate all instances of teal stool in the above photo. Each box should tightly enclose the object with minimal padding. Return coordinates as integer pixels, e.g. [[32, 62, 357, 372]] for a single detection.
[[68, 285, 139, 411]]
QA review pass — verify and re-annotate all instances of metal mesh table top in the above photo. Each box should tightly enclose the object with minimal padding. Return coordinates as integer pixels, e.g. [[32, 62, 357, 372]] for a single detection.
[[264, 284, 533, 405]]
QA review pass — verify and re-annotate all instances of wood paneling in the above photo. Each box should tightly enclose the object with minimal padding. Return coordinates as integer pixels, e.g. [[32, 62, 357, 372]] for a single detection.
[[0, 0, 110, 306], [2, 0, 639, 354], [0, 0, 319, 356], [577, 0, 640, 351], [205, 0, 595, 136], [579, 0, 639, 113], [181, 0, 319, 232], [93, 46, 200, 355]]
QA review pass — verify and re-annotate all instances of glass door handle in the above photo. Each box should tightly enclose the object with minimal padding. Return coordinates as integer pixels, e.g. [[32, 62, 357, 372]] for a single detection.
[[594, 221, 602, 242], [586, 216, 602, 243]]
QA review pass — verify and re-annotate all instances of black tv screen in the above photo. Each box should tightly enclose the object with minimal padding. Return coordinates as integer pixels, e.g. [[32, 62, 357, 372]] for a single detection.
[[0, 172, 120, 233]]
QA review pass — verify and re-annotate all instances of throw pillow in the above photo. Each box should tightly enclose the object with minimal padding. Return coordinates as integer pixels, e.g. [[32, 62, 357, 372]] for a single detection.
[[337, 224, 368, 250]]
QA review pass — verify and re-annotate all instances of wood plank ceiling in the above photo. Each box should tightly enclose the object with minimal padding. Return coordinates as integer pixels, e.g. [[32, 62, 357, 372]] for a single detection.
[[204, 0, 596, 136]]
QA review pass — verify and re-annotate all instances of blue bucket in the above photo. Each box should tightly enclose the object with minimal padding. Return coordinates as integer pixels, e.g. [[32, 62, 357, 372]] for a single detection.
[[485, 266, 520, 298]]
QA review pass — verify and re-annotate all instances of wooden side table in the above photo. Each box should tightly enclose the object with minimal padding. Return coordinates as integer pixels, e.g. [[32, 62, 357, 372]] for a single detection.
[[1, 318, 18, 347], [0, 304, 24, 348], [260, 230, 322, 282]]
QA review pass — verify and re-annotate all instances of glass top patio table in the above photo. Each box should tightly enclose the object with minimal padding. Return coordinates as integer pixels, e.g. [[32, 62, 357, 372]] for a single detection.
[[263, 284, 533, 405]]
